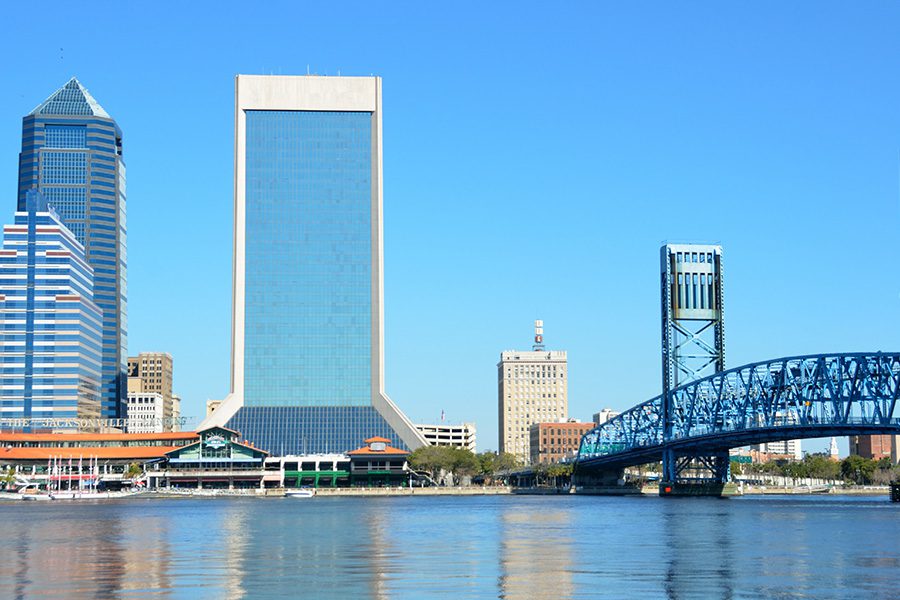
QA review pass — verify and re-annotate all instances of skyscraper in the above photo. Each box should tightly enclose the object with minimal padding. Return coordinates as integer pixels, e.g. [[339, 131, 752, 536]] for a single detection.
[[201, 75, 425, 454], [498, 321, 568, 464], [17, 78, 127, 419], [0, 190, 103, 426]]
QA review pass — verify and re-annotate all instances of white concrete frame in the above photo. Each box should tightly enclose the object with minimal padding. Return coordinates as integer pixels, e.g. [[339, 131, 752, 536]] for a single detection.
[[201, 75, 425, 450]]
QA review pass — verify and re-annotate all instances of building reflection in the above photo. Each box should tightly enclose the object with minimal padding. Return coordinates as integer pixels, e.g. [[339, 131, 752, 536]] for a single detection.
[[0, 506, 127, 597], [661, 500, 735, 599], [498, 504, 575, 599]]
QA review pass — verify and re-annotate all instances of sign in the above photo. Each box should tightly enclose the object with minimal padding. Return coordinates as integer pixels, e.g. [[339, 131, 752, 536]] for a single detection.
[[0, 417, 191, 430], [204, 435, 227, 450]]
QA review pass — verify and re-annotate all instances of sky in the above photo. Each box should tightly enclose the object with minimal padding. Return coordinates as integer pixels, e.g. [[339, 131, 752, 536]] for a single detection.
[[2, 2, 899, 454]]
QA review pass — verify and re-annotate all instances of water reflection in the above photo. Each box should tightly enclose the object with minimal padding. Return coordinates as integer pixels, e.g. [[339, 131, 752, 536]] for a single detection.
[[661, 499, 734, 600], [0, 495, 897, 598], [499, 504, 574, 599]]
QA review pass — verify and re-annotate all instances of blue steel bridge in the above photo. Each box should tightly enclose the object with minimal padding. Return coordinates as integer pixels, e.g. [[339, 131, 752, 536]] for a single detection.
[[575, 352, 900, 489]]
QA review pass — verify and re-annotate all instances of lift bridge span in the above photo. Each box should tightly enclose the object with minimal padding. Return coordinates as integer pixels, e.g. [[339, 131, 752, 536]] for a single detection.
[[575, 352, 900, 494]]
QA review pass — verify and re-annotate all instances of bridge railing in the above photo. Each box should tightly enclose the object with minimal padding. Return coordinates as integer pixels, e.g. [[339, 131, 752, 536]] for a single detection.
[[578, 352, 900, 462]]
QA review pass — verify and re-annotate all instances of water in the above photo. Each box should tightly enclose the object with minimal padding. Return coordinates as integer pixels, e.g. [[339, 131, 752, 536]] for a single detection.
[[0, 494, 898, 599]]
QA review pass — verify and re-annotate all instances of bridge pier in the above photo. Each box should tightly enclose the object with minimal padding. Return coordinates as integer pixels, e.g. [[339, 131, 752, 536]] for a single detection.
[[660, 450, 737, 497], [572, 467, 642, 495]]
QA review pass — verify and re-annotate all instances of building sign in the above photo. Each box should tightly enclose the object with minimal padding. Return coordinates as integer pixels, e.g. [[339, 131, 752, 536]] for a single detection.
[[0, 417, 191, 430], [204, 435, 227, 450]]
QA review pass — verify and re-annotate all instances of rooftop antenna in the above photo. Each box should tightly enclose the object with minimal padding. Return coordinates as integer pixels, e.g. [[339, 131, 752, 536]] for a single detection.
[[532, 319, 545, 351]]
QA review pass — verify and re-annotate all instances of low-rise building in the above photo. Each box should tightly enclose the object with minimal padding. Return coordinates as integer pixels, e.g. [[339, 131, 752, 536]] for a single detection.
[[150, 426, 268, 490], [530, 420, 595, 465], [0, 430, 198, 490], [415, 423, 476, 451], [347, 436, 411, 487]]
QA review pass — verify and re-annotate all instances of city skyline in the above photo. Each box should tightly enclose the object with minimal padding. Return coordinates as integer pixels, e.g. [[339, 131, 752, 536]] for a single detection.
[[3, 4, 900, 452]]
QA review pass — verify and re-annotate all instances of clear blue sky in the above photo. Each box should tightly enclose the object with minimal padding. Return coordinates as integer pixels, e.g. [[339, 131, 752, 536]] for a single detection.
[[3, 3, 899, 454]]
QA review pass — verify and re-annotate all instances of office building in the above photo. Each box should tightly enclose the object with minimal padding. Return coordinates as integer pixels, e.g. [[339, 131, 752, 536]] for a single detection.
[[752, 439, 802, 461], [849, 434, 892, 461], [127, 352, 177, 431], [593, 408, 620, 425], [200, 75, 425, 454], [530, 420, 594, 464], [125, 392, 165, 433], [17, 78, 127, 418], [416, 423, 477, 451], [498, 320, 568, 464], [0, 191, 103, 426]]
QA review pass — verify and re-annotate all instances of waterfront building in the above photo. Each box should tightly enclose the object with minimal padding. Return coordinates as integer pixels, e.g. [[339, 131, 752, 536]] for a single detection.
[[498, 320, 568, 464], [529, 420, 594, 464], [415, 422, 477, 451], [200, 75, 425, 454], [0, 191, 103, 427], [127, 352, 178, 431], [829, 437, 840, 461], [593, 408, 620, 425], [0, 430, 197, 489], [347, 436, 411, 487], [849, 434, 892, 461], [262, 453, 352, 488], [126, 392, 165, 433], [151, 426, 268, 490], [17, 78, 127, 419], [893, 436, 900, 465]]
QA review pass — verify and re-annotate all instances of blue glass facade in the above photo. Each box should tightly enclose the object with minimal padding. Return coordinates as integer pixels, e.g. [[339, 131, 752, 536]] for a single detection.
[[243, 111, 373, 409], [17, 79, 127, 418], [0, 191, 103, 426]]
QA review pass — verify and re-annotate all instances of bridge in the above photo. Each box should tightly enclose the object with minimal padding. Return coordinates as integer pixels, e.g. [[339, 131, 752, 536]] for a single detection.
[[575, 352, 900, 494]]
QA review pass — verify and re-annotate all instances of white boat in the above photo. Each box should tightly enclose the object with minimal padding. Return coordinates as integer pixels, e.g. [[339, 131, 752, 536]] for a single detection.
[[285, 489, 315, 498]]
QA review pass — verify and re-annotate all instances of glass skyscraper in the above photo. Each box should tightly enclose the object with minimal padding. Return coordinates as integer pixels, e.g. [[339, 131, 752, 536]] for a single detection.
[[17, 78, 127, 419], [0, 190, 103, 426], [202, 75, 425, 455]]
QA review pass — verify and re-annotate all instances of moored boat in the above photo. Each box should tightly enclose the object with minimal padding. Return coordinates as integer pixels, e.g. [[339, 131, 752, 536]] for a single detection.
[[285, 489, 315, 498]]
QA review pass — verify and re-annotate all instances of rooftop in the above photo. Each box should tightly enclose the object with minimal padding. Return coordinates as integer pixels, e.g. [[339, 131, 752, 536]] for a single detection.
[[29, 77, 110, 118]]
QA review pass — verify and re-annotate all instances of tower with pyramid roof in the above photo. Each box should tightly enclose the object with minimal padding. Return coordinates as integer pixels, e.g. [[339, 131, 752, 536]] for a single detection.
[[17, 78, 127, 419]]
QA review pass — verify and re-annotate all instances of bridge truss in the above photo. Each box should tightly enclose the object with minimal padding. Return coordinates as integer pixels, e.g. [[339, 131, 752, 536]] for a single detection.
[[577, 353, 900, 483]]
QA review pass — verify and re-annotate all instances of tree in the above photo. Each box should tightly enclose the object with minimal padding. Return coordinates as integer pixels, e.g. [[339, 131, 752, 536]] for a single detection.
[[841, 455, 876, 485], [449, 448, 480, 485], [408, 445, 451, 481], [125, 462, 143, 480]]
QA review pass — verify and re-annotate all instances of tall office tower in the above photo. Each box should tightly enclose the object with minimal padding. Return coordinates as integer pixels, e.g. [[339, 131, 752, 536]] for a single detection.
[[201, 75, 426, 454], [498, 321, 568, 464], [17, 78, 127, 419], [0, 191, 103, 427], [127, 352, 176, 431]]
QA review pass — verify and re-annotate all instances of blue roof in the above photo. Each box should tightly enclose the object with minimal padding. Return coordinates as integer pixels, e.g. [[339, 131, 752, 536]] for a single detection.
[[29, 77, 110, 118]]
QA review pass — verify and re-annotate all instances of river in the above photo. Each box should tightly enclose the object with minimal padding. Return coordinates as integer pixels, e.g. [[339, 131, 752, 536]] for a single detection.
[[0, 494, 897, 599]]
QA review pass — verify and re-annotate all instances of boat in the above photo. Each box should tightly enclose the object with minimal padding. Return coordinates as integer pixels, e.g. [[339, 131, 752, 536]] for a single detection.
[[285, 489, 315, 498]]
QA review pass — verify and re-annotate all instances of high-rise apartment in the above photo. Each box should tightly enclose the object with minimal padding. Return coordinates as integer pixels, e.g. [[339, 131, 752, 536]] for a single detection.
[[0, 191, 103, 426], [127, 352, 176, 431], [201, 75, 425, 455], [17, 78, 127, 419], [498, 321, 568, 464]]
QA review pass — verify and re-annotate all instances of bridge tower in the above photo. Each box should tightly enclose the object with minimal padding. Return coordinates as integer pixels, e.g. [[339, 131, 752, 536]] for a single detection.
[[660, 244, 727, 492]]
